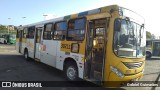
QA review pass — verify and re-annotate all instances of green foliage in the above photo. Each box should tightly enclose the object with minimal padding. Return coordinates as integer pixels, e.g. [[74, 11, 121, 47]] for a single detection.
[[0, 25, 16, 34], [146, 31, 152, 39], [0, 25, 7, 30]]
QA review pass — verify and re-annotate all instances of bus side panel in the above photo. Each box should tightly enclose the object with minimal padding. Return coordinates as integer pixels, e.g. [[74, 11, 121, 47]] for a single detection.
[[40, 40, 57, 67], [55, 41, 84, 79], [56, 41, 64, 70]]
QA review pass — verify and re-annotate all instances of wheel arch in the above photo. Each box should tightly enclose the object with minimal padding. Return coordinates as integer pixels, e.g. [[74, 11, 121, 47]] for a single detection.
[[63, 57, 78, 71]]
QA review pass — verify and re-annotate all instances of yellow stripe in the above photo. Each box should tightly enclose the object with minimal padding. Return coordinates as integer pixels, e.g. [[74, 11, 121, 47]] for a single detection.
[[60, 40, 86, 55], [86, 13, 110, 20], [70, 14, 78, 19]]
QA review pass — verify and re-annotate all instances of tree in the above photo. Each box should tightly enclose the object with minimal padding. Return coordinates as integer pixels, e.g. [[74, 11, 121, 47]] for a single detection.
[[146, 31, 152, 39], [151, 34, 156, 39], [0, 25, 8, 33], [0, 25, 16, 34], [0, 25, 7, 30]]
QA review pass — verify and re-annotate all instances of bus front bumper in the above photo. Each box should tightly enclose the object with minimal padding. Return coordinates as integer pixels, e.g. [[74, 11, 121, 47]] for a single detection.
[[104, 71, 143, 87]]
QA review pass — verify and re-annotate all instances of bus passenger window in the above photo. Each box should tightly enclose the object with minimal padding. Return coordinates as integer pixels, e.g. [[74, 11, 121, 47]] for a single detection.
[[67, 18, 86, 41], [23, 28, 28, 38], [16, 30, 20, 38], [53, 21, 67, 40], [43, 23, 53, 40], [28, 26, 35, 39]]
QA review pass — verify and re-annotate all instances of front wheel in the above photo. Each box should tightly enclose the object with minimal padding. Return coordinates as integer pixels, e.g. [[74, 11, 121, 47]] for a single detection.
[[4, 40, 7, 44], [64, 63, 78, 81]]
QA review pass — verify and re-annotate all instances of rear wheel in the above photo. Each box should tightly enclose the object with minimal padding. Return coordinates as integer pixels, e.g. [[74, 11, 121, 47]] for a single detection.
[[64, 63, 78, 81], [4, 40, 7, 44]]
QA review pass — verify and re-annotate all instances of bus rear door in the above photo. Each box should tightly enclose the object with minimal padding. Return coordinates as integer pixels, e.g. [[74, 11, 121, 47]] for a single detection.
[[34, 27, 43, 60]]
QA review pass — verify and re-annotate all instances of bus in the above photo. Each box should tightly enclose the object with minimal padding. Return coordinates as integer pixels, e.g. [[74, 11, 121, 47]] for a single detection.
[[146, 39, 160, 58], [0, 34, 16, 44], [16, 5, 146, 87], [8, 34, 16, 44], [0, 34, 7, 44]]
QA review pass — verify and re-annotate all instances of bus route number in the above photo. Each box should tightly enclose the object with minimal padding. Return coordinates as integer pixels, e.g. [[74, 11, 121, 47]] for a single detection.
[[61, 44, 71, 49]]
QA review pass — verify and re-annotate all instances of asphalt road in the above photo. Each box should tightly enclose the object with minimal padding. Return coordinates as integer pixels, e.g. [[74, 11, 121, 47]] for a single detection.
[[0, 44, 114, 90], [0, 44, 160, 90]]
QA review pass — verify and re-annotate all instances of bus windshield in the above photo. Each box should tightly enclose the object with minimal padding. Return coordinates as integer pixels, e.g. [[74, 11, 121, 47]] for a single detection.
[[9, 34, 16, 40], [114, 19, 146, 58]]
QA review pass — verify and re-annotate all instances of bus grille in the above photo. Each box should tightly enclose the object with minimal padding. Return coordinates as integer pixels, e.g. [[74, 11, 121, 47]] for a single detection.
[[123, 62, 143, 69]]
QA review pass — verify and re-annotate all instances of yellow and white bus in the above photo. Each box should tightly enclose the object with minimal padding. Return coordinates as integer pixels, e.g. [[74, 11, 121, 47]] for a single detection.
[[16, 5, 146, 87]]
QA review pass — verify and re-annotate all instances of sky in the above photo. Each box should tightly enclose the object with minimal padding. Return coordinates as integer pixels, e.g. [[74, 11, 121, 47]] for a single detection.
[[0, 0, 159, 37]]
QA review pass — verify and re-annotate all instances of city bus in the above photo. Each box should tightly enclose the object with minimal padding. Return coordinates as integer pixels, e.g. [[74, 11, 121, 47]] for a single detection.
[[0, 34, 7, 44], [8, 34, 16, 44], [146, 39, 160, 58], [16, 5, 146, 87]]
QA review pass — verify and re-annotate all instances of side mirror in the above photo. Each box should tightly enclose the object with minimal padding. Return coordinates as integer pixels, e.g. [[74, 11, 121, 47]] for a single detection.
[[115, 19, 121, 32]]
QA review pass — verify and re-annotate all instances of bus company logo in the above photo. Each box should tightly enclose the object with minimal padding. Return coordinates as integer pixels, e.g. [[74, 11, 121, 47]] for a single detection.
[[2, 82, 11, 87]]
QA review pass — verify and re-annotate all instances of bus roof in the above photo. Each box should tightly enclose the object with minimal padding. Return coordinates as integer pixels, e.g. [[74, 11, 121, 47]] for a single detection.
[[19, 5, 119, 28]]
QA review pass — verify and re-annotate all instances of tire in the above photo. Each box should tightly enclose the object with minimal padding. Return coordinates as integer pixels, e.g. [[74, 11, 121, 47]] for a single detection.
[[146, 51, 151, 58], [24, 50, 29, 61], [64, 63, 78, 81], [4, 40, 7, 44]]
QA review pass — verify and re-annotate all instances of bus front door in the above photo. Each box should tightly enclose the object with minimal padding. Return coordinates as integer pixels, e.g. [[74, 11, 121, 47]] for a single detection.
[[85, 19, 107, 85], [34, 27, 42, 60]]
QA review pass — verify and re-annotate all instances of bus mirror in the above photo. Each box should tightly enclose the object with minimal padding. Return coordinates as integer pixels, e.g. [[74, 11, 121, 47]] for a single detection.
[[115, 19, 121, 32]]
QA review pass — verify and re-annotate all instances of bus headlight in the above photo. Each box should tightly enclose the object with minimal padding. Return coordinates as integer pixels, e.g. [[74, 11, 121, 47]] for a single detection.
[[71, 43, 79, 53], [110, 66, 124, 78]]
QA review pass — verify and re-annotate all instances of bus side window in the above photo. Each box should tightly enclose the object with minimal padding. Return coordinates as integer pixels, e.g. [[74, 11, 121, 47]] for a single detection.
[[43, 23, 53, 40], [67, 18, 86, 41], [53, 21, 67, 40], [23, 28, 28, 38], [16, 30, 19, 38], [28, 26, 35, 39]]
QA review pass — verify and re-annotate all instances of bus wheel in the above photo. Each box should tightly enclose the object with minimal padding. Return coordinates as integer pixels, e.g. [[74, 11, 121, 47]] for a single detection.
[[146, 51, 151, 58], [4, 41, 7, 44], [64, 63, 78, 81], [24, 50, 29, 61]]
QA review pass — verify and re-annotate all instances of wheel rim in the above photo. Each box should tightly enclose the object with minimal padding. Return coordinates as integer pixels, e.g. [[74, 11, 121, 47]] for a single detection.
[[24, 52, 28, 59], [67, 66, 76, 80]]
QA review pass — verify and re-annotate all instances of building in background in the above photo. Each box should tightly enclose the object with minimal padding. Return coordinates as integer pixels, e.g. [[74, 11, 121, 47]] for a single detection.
[[6, 25, 15, 31]]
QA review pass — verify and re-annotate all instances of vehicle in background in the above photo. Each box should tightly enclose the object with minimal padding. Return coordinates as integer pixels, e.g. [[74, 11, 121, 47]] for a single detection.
[[146, 39, 160, 58], [0, 34, 7, 44], [8, 34, 16, 44]]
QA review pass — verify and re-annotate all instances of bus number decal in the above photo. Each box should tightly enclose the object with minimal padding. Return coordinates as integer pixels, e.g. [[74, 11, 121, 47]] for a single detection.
[[61, 44, 71, 49]]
